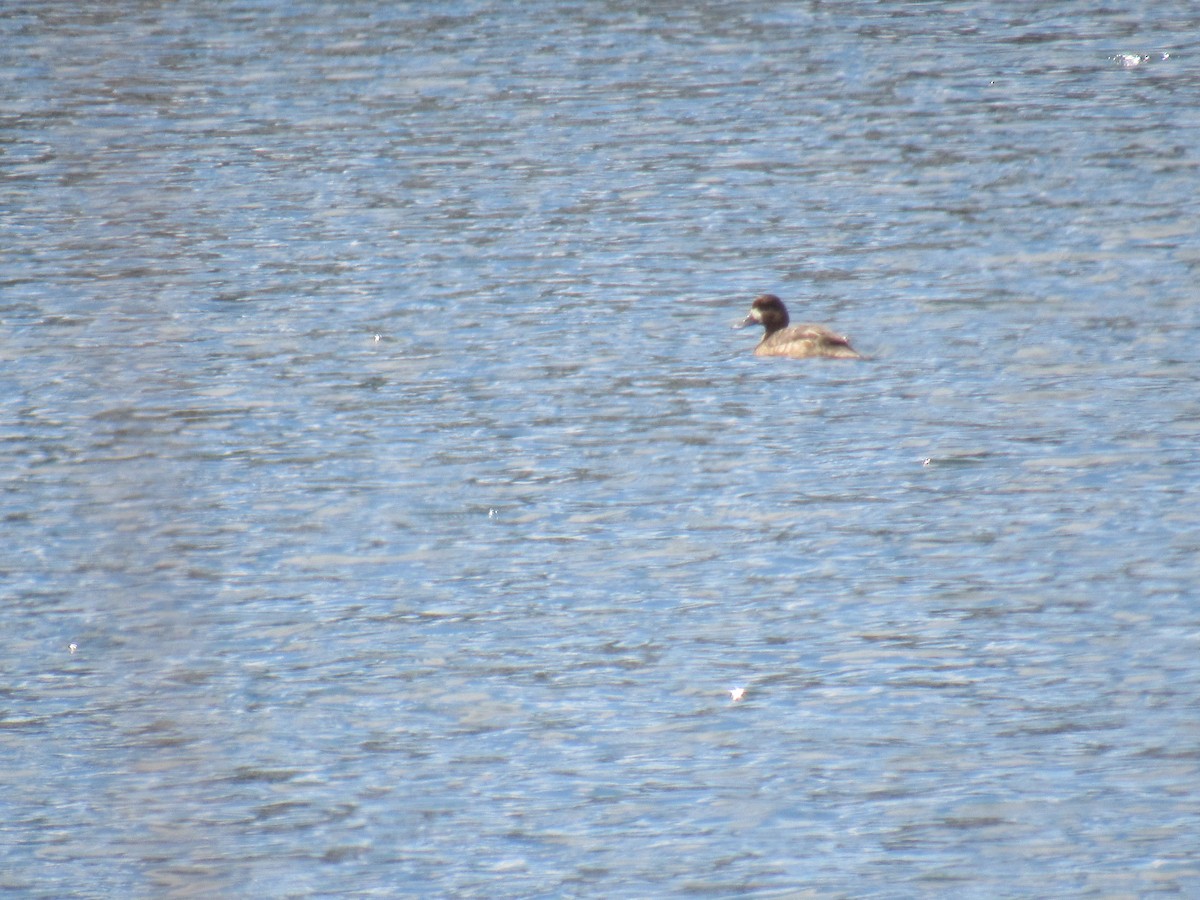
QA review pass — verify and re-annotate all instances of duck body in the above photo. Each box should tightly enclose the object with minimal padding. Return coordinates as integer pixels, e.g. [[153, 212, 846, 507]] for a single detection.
[[740, 293, 861, 360]]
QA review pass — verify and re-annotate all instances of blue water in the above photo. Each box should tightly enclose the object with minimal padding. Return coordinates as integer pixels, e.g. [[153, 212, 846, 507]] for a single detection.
[[3, 2, 1200, 896]]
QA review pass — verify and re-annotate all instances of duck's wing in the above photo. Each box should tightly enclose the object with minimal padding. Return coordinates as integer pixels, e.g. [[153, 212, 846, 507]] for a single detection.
[[794, 324, 854, 348]]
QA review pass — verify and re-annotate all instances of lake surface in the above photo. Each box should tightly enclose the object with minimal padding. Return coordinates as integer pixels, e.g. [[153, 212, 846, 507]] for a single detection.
[[3, 2, 1200, 896]]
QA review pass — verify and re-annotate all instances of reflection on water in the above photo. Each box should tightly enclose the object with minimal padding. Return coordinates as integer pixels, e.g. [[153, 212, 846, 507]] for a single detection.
[[3, 1, 1200, 896]]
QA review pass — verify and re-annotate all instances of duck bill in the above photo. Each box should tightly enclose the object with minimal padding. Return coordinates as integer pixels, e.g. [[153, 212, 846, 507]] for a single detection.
[[736, 314, 756, 329]]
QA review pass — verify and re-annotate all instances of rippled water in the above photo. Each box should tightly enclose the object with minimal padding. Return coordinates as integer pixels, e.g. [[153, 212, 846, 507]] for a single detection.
[[4, 2, 1200, 896]]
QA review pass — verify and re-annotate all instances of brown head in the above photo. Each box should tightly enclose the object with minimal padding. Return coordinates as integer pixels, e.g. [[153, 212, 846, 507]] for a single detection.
[[740, 293, 790, 335]]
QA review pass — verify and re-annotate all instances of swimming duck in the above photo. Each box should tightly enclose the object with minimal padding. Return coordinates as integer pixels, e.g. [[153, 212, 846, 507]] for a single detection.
[[739, 293, 862, 359]]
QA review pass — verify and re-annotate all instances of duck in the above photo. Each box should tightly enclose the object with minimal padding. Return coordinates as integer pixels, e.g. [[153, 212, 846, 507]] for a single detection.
[[738, 293, 862, 359]]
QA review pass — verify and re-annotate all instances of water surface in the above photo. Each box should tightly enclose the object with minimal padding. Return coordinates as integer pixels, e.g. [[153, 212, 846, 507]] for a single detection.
[[3, 2, 1200, 896]]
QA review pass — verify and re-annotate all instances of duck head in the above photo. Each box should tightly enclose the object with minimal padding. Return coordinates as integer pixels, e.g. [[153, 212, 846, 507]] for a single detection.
[[739, 293, 790, 334]]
